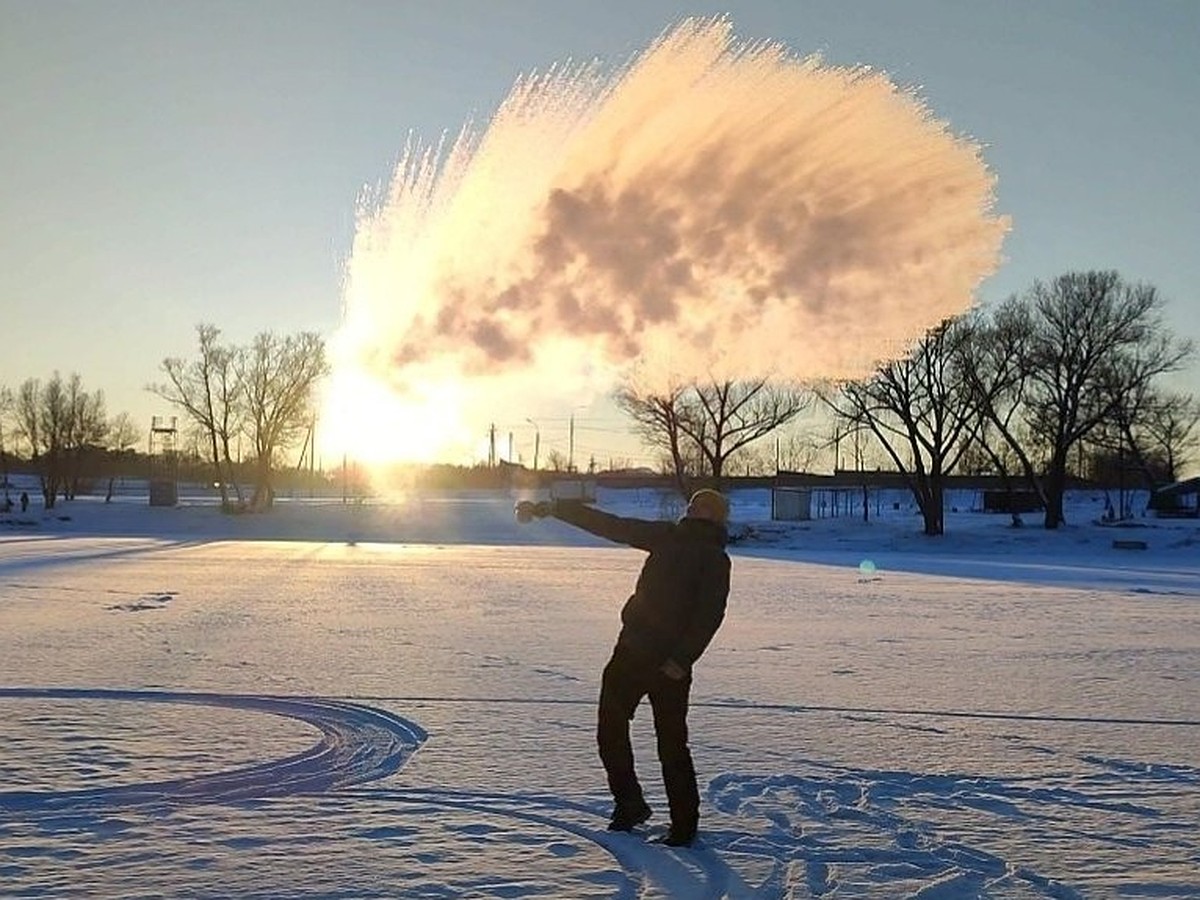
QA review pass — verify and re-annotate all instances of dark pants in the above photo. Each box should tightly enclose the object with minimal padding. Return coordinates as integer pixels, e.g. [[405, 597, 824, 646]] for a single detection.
[[597, 645, 699, 831]]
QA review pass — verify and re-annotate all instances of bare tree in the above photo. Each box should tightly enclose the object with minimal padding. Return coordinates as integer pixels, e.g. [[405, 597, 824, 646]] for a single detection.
[[1016, 272, 1193, 528], [827, 409, 879, 473], [13, 373, 103, 507], [108, 412, 141, 453], [16, 376, 61, 507], [0, 385, 12, 507], [544, 449, 569, 472], [14, 381, 43, 500], [236, 331, 328, 509], [151, 324, 243, 507], [956, 300, 1046, 505], [826, 318, 978, 536], [103, 412, 141, 502], [616, 378, 810, 493], [1138, 392, 1199, 484], [615, 382, 692, 495], [726, 444, 776, 477], [680, 380, 812, 484], [776, 429, 824, 473], [1107, 388, 1199, 488], [957, 419, 1032, 482], [61, 374, 108, 500]]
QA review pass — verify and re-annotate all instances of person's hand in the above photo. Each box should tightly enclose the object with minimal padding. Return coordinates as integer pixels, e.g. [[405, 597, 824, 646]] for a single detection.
[[515, 500, 554, 523], [660, 658, 687, 680]]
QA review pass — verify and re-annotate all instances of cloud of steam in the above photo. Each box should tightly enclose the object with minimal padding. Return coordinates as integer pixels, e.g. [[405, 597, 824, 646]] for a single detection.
[[328, 18, 1008, 460]]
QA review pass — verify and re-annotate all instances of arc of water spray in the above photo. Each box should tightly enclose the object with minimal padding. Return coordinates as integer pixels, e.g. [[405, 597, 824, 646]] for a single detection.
[[325, 16, 1009, 461]]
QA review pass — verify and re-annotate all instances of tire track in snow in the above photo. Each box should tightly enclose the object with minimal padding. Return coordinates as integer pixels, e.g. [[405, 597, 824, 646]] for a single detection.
[[1, 689, 723, 897], [0, 688, 426, 811]]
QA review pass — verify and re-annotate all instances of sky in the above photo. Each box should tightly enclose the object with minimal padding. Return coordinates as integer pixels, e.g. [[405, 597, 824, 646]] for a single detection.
[[2, 1, 1198, 469]]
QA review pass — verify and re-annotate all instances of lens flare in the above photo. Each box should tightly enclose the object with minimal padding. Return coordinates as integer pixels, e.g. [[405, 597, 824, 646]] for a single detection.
[[324, 17, 1009, 464]]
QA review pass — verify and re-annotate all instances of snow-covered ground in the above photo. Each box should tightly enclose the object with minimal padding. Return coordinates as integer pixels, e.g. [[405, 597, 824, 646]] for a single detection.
[[2, 487, 1198, 898]]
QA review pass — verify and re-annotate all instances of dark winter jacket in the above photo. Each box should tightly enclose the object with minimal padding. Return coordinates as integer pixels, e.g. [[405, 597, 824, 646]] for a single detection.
[[551, 501, 731, 669]]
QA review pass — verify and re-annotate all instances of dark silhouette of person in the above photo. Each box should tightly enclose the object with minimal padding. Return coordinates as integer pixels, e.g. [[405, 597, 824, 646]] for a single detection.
[[518, 489, 731, 846], [20, 491, 29, 513]]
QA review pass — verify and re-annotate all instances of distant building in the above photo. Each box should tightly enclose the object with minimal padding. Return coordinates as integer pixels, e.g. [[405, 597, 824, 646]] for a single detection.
[[551, 476, 597, 503], [1150, 477, 1200, 518]]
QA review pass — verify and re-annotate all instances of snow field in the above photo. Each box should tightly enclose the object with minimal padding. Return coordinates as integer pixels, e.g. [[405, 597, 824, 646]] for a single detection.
[[1, 491, 1198, 897]]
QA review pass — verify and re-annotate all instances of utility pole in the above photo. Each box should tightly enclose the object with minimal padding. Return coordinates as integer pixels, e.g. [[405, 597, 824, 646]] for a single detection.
[[568, 413, 575, 473], [526, 418, 539, 471], [0, 423, 9, 507], [488, 424, 496, 467]]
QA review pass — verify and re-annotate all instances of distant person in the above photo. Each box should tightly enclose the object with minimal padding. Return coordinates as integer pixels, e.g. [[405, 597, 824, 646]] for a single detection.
[[20, 491, 29, 513], [516, 489, 732, 847]]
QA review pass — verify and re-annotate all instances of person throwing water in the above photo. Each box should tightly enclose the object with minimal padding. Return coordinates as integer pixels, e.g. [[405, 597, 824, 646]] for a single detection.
[[516, 489, 731, 846]]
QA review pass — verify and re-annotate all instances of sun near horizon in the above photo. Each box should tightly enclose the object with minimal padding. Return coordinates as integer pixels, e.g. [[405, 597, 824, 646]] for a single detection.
[[317, 363, 486, 470]]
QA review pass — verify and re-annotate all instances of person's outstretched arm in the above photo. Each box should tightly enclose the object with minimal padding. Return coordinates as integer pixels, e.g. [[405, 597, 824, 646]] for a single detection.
[[530, 499, 672, 551]]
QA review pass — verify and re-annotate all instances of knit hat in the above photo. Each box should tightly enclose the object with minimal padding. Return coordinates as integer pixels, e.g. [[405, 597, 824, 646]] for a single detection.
[[688, 488, 730, 524]]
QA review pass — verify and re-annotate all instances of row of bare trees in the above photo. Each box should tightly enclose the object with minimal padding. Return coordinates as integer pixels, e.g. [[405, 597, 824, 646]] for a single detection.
[[0, 374, 141, 509], [616, 271, 1198, 534], [151, 325, 328, 510]]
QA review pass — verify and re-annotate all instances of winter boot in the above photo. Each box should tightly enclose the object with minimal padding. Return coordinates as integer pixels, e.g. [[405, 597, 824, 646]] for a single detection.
[[657, 822, 697, 847], [607, 799, 652, 832]]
